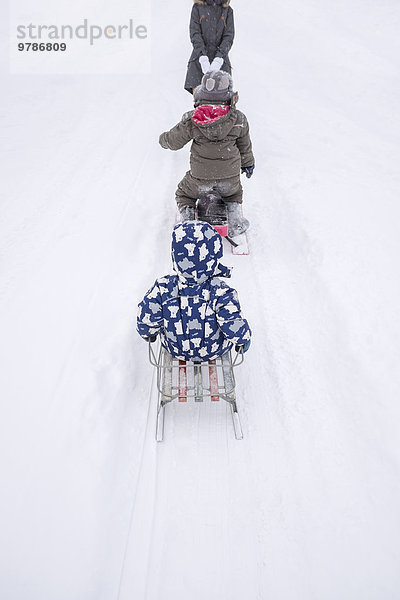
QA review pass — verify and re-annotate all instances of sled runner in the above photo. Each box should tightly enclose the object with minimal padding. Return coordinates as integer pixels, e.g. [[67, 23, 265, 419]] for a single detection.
[[229, 231, 250, 255], [148, 342, 245, 442]]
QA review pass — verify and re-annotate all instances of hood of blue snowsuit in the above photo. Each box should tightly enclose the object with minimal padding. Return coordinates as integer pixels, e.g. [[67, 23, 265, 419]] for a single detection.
[[137, 221, 251, 361], [171, 220, 231, 284]]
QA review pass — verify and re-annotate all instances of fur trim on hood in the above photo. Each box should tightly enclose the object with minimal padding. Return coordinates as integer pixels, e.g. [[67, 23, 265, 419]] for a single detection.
[[194, 0, 231, 7]]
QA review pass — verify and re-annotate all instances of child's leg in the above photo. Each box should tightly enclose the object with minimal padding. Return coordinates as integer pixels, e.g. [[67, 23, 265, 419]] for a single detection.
[[216, 177, 250, 236], [176, 172, 198, 220], [217, 176, 243, 204]]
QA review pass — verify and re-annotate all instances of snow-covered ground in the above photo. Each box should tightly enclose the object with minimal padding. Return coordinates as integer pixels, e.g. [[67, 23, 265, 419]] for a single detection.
[[1, 1, 400, 598]]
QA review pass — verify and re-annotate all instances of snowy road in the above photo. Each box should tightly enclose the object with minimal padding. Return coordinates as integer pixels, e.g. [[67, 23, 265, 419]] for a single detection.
[[1, 1, 400, 599]]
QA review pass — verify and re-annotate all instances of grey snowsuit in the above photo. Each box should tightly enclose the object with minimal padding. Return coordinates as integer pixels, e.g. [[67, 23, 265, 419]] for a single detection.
[[159, 100, 254, 209], [184, 0, 235, 93]]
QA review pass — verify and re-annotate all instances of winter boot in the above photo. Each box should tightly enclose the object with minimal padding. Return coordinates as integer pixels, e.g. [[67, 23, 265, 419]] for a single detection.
[[227, 202, 250, 237], [179, 205, 195, 222]]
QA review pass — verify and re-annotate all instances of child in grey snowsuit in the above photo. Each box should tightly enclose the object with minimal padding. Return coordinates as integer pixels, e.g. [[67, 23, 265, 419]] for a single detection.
[[159, 70, 255, 237], [137, 221, 251, 361], [184, 0, 234, 94]]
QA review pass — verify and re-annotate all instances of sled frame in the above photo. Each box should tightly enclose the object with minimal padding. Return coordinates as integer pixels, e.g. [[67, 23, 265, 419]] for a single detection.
[[148, 343, 244, 442]]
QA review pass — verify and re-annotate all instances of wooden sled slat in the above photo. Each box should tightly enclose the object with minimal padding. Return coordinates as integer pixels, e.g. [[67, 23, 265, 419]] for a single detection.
[[179, 360, 187, 402], [209, 359, 219, 401]]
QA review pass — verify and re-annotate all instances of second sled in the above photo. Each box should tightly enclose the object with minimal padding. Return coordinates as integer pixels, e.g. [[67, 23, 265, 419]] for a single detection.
[[148, 341, 245, 442]]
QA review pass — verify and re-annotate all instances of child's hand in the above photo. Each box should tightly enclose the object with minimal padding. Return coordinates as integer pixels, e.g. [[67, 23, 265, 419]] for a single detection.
[[199, 55, 211, 74], [235, 340, 251, 354], [241, 165, 255, 179]]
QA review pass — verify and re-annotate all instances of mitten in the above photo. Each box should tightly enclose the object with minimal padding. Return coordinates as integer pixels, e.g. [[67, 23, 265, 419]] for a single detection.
[[235, 340, 251, 353], [199, 55, 211, 74], [241, 165, 255, 179], [210, 56, 224, 71]]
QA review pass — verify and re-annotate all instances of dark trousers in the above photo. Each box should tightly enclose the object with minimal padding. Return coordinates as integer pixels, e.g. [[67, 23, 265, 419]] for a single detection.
[[176, 171, 243, 209]]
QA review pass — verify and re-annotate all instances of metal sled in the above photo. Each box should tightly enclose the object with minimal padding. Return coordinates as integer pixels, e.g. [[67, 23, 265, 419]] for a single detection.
[[148, 342, 245, 442]]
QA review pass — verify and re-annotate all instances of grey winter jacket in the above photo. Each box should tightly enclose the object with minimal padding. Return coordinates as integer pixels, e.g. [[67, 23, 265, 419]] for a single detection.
[[184, 0, 234, 93], [159, 101, 254, 180]]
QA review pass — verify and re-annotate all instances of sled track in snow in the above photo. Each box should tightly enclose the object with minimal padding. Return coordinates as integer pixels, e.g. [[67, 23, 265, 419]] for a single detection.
[[116, 367, 157, 600], [49, 141, 154, 413]]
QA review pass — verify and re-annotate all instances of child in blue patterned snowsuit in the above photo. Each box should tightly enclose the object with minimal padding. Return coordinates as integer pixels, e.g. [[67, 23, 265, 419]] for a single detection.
[[137, 221, 251, 361]]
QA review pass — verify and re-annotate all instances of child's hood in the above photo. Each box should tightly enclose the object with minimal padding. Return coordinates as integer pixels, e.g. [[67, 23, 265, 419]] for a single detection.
[[171, 221, 231, 285], [191, 104, 236, 141]]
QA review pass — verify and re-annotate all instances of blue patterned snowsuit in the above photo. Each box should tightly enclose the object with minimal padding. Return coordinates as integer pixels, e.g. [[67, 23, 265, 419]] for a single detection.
[[137, 221, 251, 361]]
